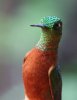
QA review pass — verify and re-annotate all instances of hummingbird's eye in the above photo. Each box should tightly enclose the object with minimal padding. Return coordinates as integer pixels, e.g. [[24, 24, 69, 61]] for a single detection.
[[53, 22, 62, 30]]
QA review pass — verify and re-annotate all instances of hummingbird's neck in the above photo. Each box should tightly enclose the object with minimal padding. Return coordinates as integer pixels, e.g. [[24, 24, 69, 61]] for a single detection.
[[36, 31, 61, 51]]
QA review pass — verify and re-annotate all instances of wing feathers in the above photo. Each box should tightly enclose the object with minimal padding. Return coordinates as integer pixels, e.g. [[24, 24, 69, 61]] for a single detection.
[[48, 66, 62, 100]]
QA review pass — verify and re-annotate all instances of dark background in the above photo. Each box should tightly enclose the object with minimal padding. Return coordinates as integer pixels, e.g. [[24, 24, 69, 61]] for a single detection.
[[0, 0, 77, 100]]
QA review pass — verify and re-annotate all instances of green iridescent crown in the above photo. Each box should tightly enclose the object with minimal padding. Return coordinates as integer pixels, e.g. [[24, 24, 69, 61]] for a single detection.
[[41, 16, 62, 28]]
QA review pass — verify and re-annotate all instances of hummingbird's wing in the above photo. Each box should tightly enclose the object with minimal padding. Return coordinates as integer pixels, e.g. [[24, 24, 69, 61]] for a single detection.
[[23, 51, 31, 63], [48, 65, 62, 100], [22, 50, 32, 100]]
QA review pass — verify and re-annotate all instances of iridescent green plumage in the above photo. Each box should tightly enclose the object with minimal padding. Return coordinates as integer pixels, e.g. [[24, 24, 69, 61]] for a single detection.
[[34, 16, 62, 51], [41, 16, 62, 28]]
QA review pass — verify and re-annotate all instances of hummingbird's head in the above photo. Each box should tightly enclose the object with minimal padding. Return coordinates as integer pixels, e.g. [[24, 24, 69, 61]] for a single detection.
[[30, 16, 62, 35]]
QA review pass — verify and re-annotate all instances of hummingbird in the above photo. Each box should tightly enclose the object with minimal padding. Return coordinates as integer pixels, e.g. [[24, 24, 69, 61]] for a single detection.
[[22, 16, 62, 100]]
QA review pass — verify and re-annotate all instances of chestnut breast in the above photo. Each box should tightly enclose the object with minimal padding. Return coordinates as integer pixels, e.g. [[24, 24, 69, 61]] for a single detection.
[[22, 48, 57, 99]]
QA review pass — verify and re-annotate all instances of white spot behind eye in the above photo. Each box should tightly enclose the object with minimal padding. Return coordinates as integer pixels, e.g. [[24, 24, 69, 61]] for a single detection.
[[58, 23, 61, 27]]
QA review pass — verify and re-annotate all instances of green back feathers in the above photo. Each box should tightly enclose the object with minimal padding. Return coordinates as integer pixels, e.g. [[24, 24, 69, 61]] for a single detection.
[[41, 16, 62, 28]]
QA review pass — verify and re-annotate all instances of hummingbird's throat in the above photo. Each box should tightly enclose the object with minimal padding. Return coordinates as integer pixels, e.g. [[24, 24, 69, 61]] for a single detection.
[[36, 33, 61, 51]]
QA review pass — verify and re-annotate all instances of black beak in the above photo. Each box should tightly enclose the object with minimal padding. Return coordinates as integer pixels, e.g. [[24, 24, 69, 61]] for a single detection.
[[30, 24, 45, 28]]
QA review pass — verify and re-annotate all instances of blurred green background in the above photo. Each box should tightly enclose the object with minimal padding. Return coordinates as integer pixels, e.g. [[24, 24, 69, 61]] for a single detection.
[[0, 0, 77, 100]]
